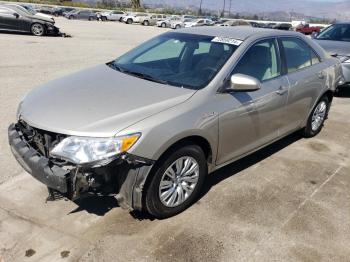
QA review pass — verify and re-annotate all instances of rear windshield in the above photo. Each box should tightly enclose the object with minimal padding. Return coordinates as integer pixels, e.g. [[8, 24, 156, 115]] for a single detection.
[[109, 32, 239, 90]]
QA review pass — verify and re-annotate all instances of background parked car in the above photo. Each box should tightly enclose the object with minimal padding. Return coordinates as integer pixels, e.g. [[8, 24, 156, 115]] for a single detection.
[[122, 13, 148, 24], [157, 16, 180, 28], [52, 7, 76, 17], [65, 10, 97, 21], [313, 22, 350, 87], [98, 10, 125, 21], [36, 6, 54, 15], [0, 5, 58, 36], [220, 20, 251, 27], [296, 23, 321, 34], [184, 18, 214, 27], [171, 18, 194, 29], [140, 14, 167, 26], [273, 23, 292, 30]]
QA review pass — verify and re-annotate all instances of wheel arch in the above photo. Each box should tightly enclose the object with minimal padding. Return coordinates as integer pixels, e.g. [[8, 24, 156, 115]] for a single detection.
[[137, 135, 212, 211], [302, 89, 334, 127]]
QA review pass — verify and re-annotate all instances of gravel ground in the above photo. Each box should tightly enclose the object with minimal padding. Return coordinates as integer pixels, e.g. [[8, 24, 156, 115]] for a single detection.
[[0, 17, 350, 262]]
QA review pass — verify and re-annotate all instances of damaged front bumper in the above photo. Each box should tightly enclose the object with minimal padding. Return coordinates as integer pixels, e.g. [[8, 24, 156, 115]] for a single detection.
[[8, 123, 154, 211]]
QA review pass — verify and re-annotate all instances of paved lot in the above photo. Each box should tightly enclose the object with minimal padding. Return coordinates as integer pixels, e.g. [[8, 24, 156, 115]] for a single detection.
[[0, 18, 350, 262]]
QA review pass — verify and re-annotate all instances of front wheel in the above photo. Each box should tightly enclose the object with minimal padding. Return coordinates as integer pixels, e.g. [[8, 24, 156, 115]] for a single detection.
[[161, 22, 166, 28], [126, 18, 133, 24], [175, 24, 181, 29], [302, 96, 330, 138], [143, 20, 149, 26], [145, 145, 207, 218], [101, 16, 107, 21], [31, 23, 45, 36]]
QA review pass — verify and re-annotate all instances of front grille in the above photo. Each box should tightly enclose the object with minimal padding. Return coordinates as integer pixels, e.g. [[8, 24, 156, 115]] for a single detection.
[[17, 120, 65, 158]]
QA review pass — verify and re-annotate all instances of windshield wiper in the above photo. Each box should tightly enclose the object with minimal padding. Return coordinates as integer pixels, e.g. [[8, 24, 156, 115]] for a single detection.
[[122, 70, 169, 85], [107, 62, 124, 72]]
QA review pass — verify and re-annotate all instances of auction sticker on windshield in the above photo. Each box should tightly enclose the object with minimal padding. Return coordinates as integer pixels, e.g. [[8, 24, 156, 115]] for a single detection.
[[212, 36, 243, 46]]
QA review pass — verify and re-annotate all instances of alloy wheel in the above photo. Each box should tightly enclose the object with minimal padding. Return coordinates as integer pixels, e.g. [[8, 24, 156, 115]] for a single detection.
[[31, 24, 44, 36], [311, 101, 327, 131], [158, 156, 199, 208]]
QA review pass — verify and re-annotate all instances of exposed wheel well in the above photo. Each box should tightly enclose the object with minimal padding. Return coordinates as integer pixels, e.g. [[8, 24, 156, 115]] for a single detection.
[[323, 90, 334, 104]]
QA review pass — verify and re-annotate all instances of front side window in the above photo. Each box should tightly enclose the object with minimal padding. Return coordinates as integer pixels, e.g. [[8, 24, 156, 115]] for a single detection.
[[281, 38, 317, 73], [316, 24, 350, 42], [110, 32, 239, 89], [232, 39, 281, 82]]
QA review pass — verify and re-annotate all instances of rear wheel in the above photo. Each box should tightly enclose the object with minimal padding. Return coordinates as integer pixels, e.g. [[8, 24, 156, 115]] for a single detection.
[[31, 23, 45, 36], [69, 15, 74, 20], [145, 145, 207, 218], [302, 96, 330, 138], [175, 24, 181, 29], [143, 20, 149, 26], [101, 16, 107, 21], [161, 22, 166, 28], [126, 18, 133, 24]]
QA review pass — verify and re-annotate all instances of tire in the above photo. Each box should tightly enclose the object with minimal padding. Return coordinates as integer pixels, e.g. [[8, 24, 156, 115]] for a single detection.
[[119, 17, 123, 22], [175, 24, 181, 29], [88, 16, 94, 21], [31, 23, 45, 36], [145, 144, 207, 219], [126, 18, 132, 24], [69, 15, 74, 20], [161, 22, 166, 28], [143, 20, 149, 26], [302, 96, 330, 138], [101, 16, 107, 21]]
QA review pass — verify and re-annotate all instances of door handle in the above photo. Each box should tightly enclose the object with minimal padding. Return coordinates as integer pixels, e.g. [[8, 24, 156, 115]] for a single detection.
[[318, 72, 325, 79], [276, 86, 288, 95]]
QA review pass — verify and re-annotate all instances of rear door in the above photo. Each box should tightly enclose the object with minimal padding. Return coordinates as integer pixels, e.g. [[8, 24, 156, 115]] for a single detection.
[[278, 37, 327, 135], [217, 38, 290, 165]]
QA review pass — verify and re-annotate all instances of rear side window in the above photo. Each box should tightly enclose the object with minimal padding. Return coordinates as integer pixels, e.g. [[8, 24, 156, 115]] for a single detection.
[[232, 38, 281, 82], [281, 38, 319, 73]]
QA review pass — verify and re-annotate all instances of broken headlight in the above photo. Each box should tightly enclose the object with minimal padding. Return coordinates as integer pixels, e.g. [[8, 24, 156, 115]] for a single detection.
[[50, 133, 141, 165]]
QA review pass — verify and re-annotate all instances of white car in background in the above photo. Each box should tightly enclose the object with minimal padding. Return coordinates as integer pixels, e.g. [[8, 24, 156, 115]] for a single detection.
[[171, 18, 194, 29], [122, 13, 148, 24], [99, 10, 126, 21], [139, 14, 167, 26], [184, 19, 214, 28], [157, 16, 181, 28]]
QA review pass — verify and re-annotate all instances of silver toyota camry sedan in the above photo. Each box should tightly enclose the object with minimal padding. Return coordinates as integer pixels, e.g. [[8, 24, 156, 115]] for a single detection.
[[9, 27, 343, 218]]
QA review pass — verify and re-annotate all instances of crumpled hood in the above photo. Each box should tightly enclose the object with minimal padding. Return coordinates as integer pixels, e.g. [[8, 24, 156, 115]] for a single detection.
[[19, 65, 195, 137], [315, 39, 350, 56]]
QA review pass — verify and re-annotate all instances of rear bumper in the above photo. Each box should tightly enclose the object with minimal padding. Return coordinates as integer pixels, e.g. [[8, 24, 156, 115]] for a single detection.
[[8, 123, 70, 193]]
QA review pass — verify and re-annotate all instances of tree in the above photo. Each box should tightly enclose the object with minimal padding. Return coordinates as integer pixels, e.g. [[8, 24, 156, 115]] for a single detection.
[[131, 0, 140, 8]]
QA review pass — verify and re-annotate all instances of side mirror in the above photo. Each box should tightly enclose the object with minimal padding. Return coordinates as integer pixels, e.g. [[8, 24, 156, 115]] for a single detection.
[[227, 74, 261, 92], [13, 13, 19, 18]]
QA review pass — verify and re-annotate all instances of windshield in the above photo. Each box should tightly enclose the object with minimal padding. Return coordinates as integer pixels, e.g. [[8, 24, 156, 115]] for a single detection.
[[109, 32, 239, 90], [22, 5, 36, 15], [316, 24, 350, 42]]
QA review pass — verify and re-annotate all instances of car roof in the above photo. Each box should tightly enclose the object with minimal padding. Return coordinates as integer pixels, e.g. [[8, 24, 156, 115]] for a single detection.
[[176, 26, 303, 40]]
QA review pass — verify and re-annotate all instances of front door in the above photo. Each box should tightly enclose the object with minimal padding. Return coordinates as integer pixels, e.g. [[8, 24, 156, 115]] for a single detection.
[[216, 38, 289, 165], [0, 7, 19, 31]]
